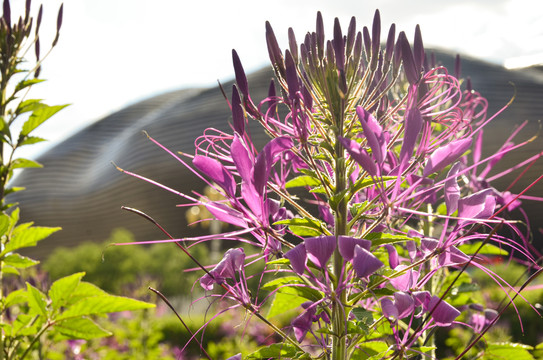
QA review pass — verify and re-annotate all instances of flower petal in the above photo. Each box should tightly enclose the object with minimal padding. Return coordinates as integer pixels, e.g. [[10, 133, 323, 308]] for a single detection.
[[444, 162, 462, 215], [339, 136, 377, 176], [305, 236, 336, 268], [357, 106, 386, 164], [352, 245, 384, 278], [193, 155, 236, 198], [423, 138, 472, 177], [428, 296, 461, 326], [394, 291, 415, 319], [206, 202, 248, 228], [284, 243, 307, 275], [338, 236, 371, 261], [381, 297, 398, 320]]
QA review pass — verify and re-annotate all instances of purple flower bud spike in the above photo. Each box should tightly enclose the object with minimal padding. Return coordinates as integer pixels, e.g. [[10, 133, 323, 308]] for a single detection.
[[231, 85, 245, 135], [232, 50, 249, 98]]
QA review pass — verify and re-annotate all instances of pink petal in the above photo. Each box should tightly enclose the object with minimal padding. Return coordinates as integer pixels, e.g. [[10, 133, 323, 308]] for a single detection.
[[339, 136, 377, 176], [444, 162, 462, 215], [394, 291, 415, 319], [284, 243, 307, 275], [205, 202, 248, 228], [458, 189, 495, 222], [399, 106, 423, 170], [338, 236, 371, 261], [428, 296, 461, 326], [352, 245, 384, 278], [193, 155, 236, 198], [356, 106, 386, 164], [423, 138, 472, 177], [305, 236, 336, 268]]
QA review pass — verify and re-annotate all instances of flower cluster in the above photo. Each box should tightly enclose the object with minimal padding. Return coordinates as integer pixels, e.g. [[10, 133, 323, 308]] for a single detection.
[[120, 10, 542, 360]]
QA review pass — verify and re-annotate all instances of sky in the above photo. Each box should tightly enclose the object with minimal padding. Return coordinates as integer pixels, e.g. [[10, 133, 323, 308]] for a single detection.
[[10, 0, 543, 159]]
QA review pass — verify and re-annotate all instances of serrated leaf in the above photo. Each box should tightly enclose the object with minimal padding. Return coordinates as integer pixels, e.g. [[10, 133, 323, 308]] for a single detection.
[[285, 175, 322, 188], [246, 343, 299, 359], [365, 232, 414, 247], [18, 136, 47, 147], [26, 283, 48, 317], [267, 291, 307, 318], [49, 272, 85, 312], [4, 186, 25, 196], [65, 282, 109, 306], [16, 99, 44, 115], [2, 225, 61, 256], [2, 266, 20, 275], [482, 342, 534, 360], [21, 104, 69, 136], [54, 317, 112, 340], [2, 253, 39, 269], [58, 294, 154, 320], [14, 79, 45, 93], [11, 158, 43, 170]]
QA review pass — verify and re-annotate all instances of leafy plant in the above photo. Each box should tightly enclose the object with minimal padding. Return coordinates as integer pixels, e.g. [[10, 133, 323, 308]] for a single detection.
[[117, 10, 543, 360], [0, 1, 153, 359]]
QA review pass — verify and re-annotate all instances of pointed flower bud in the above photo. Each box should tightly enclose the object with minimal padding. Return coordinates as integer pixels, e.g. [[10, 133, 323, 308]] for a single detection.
[[232, 50, 249, 98], [231, 85, 245, 135]]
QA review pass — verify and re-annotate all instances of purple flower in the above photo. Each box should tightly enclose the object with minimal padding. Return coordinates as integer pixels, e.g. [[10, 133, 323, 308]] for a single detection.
[[284, 243, 307, 275], [427, 295, 461, 326], [423, 138, 472, 177], [352, 245, 384, 278], [305, 236, 336, 268], [200, 248, 245, 290], [193, 155, 236, 198], [292, 305, 316, 342]]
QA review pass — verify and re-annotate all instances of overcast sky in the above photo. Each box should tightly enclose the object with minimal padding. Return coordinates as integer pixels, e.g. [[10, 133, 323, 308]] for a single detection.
[[11, 0, 543, 158]]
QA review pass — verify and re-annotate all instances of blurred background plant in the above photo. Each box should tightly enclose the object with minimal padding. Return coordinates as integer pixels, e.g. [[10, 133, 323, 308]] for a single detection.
[[0, 1, 153, 359]]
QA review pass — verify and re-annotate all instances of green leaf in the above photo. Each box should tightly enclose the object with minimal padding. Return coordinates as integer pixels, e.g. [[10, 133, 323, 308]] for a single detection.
[[482, 342, 535, 360], [2, 225, 61, 256], [265, 258, 290, 266], [267, 291, 307, 318], [262, 276, 303, 291], [21, 104, 69, 136], [49, 272, 85, 312], [0, 213, 10, 236], [458, 242, 509, 256], [18, 135, 47, 146], [365, 232, 414, 247], [273, 218, 325, 237], [246, 343, 299, 359], [262, 276, 324, 302], [65, 281, 109, 306], [285, 175, 322, 188], [351, 176, 396, 195], [351, 341, 393, 359], [26, 283, 48, 317], [14, 79, 45, 93], [54, 317, 112, 340], [16, 99, 44, 115], [58, 293, 154, 320], [352, 307, 374, 325], [11, 158, 43, 170], [4, 288, 28, 308], [2, 253, 39, 269]]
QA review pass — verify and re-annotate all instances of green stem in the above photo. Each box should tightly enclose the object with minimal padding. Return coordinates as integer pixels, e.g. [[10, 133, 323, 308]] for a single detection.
[[331, 98, 348, 360]]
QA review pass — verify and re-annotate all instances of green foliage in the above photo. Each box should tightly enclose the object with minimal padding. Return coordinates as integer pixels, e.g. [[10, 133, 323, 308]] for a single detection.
[[44, 228, 209, 296], [0, 1, 155, 358]]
